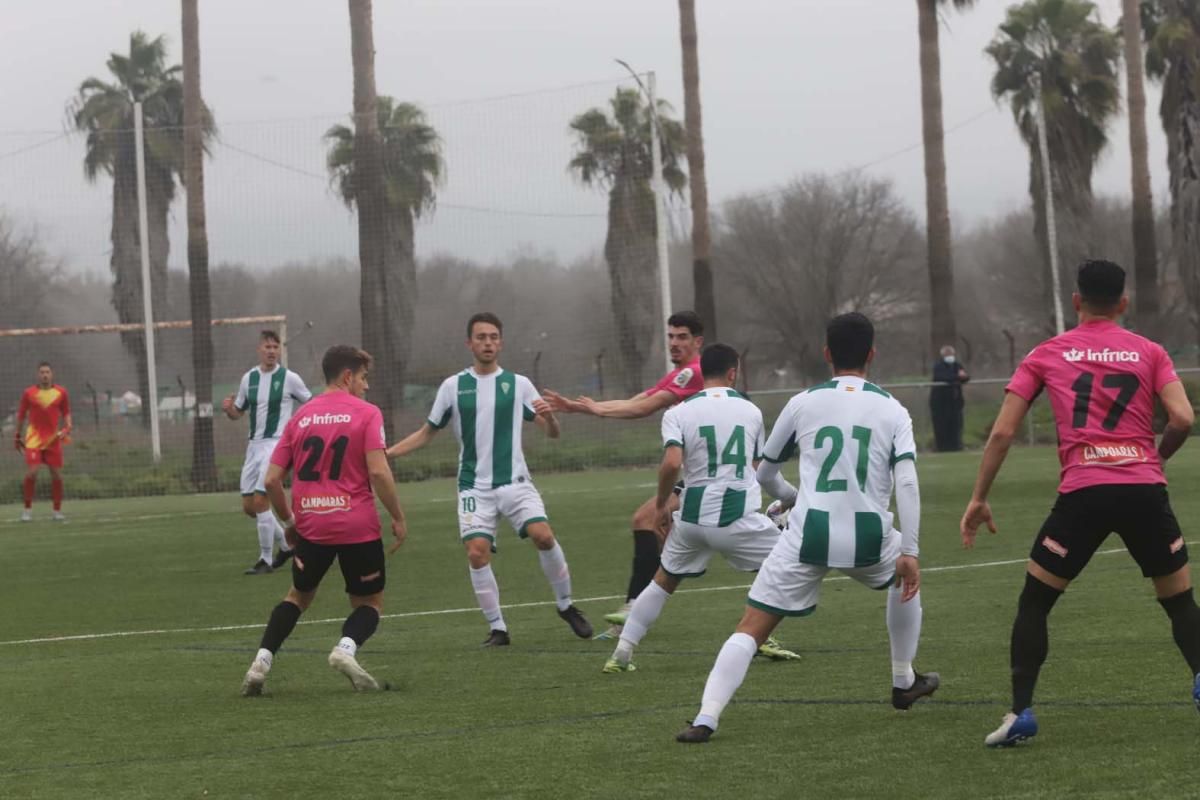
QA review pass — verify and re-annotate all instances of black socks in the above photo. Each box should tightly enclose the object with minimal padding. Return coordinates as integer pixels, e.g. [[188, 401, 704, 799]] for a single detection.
[[626, 530, 660, 602], [342, 605, 381, 647], [1158, 587, 1200, 675], [260, 601, 302, 654], [1010, 573, 1063, 714]]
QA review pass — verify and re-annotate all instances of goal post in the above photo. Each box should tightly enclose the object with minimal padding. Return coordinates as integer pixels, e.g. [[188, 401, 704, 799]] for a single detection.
[[0, 315, 294, 502]]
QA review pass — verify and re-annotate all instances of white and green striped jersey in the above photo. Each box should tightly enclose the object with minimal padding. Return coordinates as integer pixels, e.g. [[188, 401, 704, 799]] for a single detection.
[[428, 367, 541, 491], [762, 375, 916, 569], [234, 365, 312, 441], [662, 388, 765, 528]]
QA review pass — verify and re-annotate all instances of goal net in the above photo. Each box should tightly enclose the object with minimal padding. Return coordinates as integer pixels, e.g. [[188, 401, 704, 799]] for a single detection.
[[0, 316, 298, 501]]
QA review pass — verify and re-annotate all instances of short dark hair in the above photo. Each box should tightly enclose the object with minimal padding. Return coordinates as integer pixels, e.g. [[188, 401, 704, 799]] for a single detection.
[[467, 312, 503, 339], [1077, 259, 1125, 309], [37, 361, 51, 370], [667, 310, 704, 336], [700, 343, 740, 379], [826, 312, 875, 371], [322, 345, 372, 383], [260, 329, 281, 344]]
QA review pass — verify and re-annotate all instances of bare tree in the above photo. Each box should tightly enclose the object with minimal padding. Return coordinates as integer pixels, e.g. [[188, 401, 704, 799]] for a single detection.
[[715, 175, 925, 380]]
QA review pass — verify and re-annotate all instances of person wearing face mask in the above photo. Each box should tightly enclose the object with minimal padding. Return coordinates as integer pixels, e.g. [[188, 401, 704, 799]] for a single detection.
[[930, 345, 969, 452]]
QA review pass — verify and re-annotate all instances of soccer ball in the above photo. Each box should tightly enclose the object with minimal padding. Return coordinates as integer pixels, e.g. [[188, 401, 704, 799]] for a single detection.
[[766, 500, 789, 530]]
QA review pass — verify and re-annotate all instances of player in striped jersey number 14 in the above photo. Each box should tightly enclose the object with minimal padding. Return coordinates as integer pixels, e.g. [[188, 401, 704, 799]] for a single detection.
[[223, 330, 313, 575], [544, 311, 708, 640], [388, 313, 593, 646], [601, 343, 801, 674]]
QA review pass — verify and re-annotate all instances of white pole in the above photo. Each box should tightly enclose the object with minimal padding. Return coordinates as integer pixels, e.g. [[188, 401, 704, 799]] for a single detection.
[[647, 71, 674, 374], [279, 318, 289, 368], [1033, 73, 1066, 336], [134, 102, 162, 463]]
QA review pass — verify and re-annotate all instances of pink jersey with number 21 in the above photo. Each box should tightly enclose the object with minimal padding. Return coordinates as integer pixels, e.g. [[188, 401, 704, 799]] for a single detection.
[[1006, 319, 1180, 494], [270, 390, 386, 545]]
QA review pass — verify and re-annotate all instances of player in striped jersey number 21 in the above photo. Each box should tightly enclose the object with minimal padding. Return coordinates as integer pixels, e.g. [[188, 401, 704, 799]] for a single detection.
[[388, 313, 593, 646], [677, 313, 937, 743]]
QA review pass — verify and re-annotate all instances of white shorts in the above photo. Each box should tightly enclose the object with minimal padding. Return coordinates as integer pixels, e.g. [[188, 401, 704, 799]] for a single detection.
[[747, 527, 901, 617], [240, 439, 279, 496], [457, 480, 548, 551], [661, 512, 780, 578]]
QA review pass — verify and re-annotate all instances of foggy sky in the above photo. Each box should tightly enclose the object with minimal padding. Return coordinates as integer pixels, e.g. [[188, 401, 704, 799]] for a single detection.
[[0, 0, 1165, 277]]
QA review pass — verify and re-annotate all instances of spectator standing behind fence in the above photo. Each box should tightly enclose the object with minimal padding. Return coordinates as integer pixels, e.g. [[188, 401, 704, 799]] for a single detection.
[[930, 346, 969, 452]]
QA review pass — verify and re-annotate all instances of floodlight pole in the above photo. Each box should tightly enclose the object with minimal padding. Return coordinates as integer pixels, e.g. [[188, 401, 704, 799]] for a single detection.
[[134, 102, 163, 463], [616, 60, 674, 374], [1032, 73, 1066, 336]]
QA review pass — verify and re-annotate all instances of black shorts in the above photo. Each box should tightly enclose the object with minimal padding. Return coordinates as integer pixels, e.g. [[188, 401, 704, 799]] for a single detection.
[[292, 535, 386, 596], [1030, 484, 1187, 581]]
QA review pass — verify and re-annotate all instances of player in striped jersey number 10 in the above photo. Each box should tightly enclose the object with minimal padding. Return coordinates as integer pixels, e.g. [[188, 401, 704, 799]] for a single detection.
[[388, 313, 593, 646]]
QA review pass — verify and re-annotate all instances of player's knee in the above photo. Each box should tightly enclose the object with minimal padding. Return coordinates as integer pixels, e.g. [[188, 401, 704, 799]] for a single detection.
[[465, 540, 492, 568], [285, 589, 314, 612], [525, 523, 555, 549], [352, 592, 384, 612], [251, 495, 270, 514], [631, 507, 656, 531], [734, 607, 780, 645], [653, 569, 680, 594]]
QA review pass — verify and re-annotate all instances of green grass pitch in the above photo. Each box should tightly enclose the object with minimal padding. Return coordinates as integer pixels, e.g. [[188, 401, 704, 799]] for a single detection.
[[2, 446, 1200, 798]]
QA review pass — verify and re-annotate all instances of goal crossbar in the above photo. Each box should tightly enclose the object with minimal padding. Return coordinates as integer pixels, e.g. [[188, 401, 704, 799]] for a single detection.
[[0, 315, 287, 338]]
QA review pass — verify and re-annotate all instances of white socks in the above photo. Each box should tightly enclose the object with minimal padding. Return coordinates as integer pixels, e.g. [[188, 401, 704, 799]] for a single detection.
[[695, 632, 759, 730], [254, 648, 273, 670], [887, 586, 922, 690], [335, 636, 357, 657], [614, 581, 671, 663], [537, 542, 573, 611], [273, 516, 290, 553], [470, 564, 507, 632], [255, 511, 276, 563]]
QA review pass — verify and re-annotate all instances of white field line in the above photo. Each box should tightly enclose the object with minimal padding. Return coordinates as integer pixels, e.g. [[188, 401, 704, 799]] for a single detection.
[[0, 548, 1129, 647], [0, 482, 662, 528]]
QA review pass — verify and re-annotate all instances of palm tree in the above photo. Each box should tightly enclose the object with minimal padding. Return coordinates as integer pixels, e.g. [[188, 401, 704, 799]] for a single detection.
[[987, 0, 1121, 332], [678, 0, 716, 338], [71, 32, 214, 427], [1120, 0, 1161, 338], [343, 0, 442, 438], [569, 88, 686, 394], [1142, 1, 1200, 344], [325, 96, 443, 438], [917, 0, 977, 358], [182, 0, 217, 490]]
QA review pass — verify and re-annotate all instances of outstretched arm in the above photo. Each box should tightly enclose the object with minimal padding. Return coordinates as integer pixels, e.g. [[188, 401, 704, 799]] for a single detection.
[[531, 398, 561, 439], [961, 392, 1030, 548], [575, 390, 677, 419], [387, 422, 439, 458]]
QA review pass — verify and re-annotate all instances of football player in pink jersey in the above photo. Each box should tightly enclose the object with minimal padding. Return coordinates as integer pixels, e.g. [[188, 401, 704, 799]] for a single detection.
[[545, 311, 706, 639], [240, 345, 407, 696], [961, 260, 1200, 747]]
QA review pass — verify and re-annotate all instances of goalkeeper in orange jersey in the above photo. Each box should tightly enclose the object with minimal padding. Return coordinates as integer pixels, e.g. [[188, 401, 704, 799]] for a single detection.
[[14, 362, 72, 522]]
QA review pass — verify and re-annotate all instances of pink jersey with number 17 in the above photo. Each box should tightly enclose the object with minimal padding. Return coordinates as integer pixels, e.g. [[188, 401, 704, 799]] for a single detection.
[[269, 390, 387, 545], [1006, 319, 1180, 494]]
